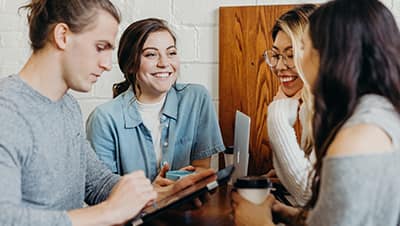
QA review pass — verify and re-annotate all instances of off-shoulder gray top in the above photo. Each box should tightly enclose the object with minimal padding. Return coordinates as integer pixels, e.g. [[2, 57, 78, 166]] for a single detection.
[[307, 94, 400, 226]]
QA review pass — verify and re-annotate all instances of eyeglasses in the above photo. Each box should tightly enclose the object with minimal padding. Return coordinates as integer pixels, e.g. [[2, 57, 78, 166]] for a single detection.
[[263, 50, 295, 69]]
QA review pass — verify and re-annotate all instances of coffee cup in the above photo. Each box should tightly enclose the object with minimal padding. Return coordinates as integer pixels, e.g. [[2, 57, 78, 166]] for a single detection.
[[224, 145, 234, 166], [234, 176, 272, 204]]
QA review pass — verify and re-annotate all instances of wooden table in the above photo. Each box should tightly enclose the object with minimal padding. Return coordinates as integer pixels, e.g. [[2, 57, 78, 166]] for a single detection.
[[142, 185, 234, 226]]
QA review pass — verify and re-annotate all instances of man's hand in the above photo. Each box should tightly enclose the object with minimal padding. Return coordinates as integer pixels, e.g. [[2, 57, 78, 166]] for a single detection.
[[103, 171, 157, 225]]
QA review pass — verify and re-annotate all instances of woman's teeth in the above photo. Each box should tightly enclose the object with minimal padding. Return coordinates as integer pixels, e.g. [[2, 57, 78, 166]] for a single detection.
[[279, 76, 297, 83], [154, 72, 170, 78]]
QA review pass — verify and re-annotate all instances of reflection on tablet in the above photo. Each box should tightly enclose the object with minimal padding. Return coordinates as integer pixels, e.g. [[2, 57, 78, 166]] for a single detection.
[[131, 165, 234, 226]]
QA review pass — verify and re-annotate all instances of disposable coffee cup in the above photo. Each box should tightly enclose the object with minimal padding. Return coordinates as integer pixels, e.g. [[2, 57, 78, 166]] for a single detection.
[[234, 176, 272, 204], [224, 145, 234, 166]]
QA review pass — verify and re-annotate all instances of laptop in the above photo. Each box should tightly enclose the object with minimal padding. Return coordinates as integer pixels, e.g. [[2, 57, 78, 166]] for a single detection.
[[231, 110, 251, 183]]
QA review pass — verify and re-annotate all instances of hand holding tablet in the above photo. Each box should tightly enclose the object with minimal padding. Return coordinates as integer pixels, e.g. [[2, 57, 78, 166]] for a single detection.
[[131, 165, 235, 225], [166, 170, 195, 181]]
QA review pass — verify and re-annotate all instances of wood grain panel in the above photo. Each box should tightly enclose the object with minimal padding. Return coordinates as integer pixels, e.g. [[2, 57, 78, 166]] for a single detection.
[[219, 5, 296, 175]]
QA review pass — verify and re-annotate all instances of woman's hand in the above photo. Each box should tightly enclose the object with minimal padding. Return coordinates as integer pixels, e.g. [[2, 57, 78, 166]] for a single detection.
[[231, 191, 275, 226], [153, 163, 196, 187], [152, 163, 174, 187], [154, 168, 216, 200], [153, 164, 213, 209], [271, 199, 302, 225], [265, 169, 280, 184]]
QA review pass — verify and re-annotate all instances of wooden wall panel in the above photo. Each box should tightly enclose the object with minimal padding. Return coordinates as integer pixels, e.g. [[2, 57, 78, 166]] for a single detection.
[[219, 5, 295, 175]]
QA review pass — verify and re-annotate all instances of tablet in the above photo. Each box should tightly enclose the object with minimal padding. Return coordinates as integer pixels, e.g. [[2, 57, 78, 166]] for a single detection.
[[131, 165, 235, 226]]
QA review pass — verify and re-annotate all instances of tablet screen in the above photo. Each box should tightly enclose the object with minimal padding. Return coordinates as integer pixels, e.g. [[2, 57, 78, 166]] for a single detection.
[[132, 165, 234, 225]]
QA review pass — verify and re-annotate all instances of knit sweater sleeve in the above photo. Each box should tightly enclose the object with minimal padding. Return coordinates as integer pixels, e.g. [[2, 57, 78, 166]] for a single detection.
[[0, 103, 71, 226], [267, 99, 313, 206], [83, 138, 120, 205]]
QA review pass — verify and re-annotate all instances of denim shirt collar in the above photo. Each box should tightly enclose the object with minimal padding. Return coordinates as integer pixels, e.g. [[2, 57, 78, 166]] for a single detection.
[[122, 87, 178, 128]]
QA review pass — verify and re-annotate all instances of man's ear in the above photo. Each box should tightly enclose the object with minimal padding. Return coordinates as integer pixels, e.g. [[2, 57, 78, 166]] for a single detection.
[[53, 23, 70, 50]]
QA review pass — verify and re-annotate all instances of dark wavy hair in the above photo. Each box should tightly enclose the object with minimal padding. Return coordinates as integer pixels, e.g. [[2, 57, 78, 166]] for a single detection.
[[307, 0, 400, 207], [113, 18, 176, 98]]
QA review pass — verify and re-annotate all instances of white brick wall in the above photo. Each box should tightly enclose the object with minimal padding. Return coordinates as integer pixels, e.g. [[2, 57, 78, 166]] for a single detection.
[[395, 0, 400, 25], [0, 0, 399, 170], [1, 0, 399, 121]]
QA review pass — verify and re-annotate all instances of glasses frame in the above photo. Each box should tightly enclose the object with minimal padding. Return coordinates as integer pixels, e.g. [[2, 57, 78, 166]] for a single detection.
[[263, 50, 295, 69]]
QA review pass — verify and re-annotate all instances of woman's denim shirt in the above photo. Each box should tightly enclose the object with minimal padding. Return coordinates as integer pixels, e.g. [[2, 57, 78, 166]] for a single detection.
[[86, 84, 225, 180]]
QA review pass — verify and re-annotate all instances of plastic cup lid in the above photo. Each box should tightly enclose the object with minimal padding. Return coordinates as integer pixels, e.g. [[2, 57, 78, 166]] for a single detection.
[[234, 176, 272, 189]]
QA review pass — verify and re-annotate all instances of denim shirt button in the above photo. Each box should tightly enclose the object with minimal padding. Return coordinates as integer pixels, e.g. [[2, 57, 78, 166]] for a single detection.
[[163, 142, 168, 147], [165, 123, 169, 128]]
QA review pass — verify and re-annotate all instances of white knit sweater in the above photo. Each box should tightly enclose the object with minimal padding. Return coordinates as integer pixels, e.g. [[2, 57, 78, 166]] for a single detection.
[[267, 98, 315, 206]]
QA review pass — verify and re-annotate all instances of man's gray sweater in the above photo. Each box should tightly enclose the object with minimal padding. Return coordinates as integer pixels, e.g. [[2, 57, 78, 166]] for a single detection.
[[0, 75, 120, 226]]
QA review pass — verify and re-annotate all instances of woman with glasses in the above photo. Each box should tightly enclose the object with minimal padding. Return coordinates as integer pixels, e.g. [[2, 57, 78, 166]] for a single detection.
[[264, 4, 317, 206], [233, 0, 400, 225], [86, 18, 225, 187]]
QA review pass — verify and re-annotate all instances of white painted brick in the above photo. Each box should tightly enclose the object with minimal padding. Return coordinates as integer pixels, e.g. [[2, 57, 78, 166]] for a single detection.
[[173, 0, 256, 26], [3, 0, 27, 12], [212, 100, 220, 115], [198, 26, 218, 63], [130, 0, 171, 22], [114, 0, 136, 23], [8, 0, 400, 123], [0, 47, 29, 66], [0, 32, 29, 48], [93, 65, 125, 98], [256, 0, 328, 4], [394, 0, 400, 27], [0, 14, 25, 32], [77, 99, 111, 124], [178, 63, 219, 99], [0, 65, 19, 78], [173, 26, 197, 61], [0, 0, 4, 11], [380, 0, 393, 9], [69, 89, 94, 99]]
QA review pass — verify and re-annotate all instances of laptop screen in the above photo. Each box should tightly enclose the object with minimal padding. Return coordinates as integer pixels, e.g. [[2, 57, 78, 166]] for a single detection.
[[232, 110, 250, 183]]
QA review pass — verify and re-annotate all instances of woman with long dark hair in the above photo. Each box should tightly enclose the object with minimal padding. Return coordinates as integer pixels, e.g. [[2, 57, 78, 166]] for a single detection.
[[304, 0, 400, 224], [232, 0, 400, 225]]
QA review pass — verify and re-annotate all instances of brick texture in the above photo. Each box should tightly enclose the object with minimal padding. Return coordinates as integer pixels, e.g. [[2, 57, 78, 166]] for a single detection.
[[0, 0, 398, 122]]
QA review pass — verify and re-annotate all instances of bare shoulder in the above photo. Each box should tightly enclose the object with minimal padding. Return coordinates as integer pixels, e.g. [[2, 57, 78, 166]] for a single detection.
[[327, 124, 393, 157]]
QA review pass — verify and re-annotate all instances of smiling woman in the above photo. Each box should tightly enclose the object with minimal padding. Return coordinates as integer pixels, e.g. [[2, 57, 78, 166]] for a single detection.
[[0, 1, 163, 226], [135, 30, 180, 103], [264, 4, 316, 207], [86, 18, 225, 183]]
